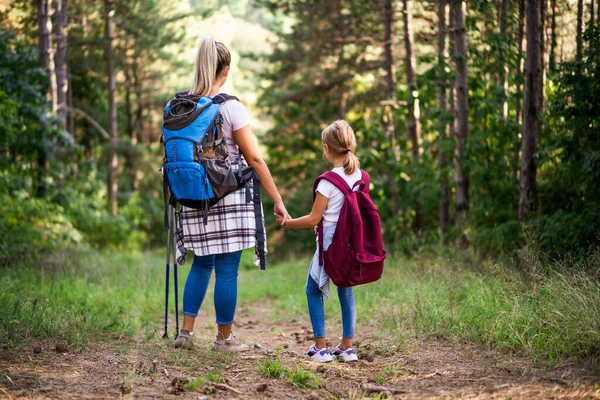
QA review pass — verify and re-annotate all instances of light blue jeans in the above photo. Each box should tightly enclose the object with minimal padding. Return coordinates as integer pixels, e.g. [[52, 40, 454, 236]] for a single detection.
[[182, 250, 242, 325], [305, 274, 356, 339]]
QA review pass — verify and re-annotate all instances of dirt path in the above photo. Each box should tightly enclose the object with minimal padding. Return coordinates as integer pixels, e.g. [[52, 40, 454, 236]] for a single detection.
[[2, 301, 599, 399]]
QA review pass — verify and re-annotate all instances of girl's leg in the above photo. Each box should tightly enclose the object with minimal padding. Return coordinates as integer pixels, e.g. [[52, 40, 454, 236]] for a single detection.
[[337, 286, 356, 349], [181, 254, 216, 332], [306, 274, 327, 348], [213, 250, 243, 339]]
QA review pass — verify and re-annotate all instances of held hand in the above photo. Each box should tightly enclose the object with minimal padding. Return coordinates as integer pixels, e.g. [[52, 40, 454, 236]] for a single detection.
[[275, 214, 285, 227], [274, 202, 291, 228]]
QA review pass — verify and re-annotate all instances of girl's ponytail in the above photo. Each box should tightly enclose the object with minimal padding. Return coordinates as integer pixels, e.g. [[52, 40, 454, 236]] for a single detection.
[[343, 151, 359, 176], [190, 36, 218, 96], [321, 120, 360, 175]]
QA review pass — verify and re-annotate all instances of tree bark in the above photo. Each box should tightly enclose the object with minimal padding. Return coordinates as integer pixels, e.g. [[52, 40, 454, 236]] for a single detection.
[[577, 0, 583, 61], [104, 0, 119, 216], [549, 0, 557, 72], [499, 0, 509, 123], [438, 0, 451, 238], [54, 0, 68, 131], [382, 0, 399, 218], [37, 0, 57, 114], [403, 0, 421, 161], [515, 0, 525, 179], [539, 0, 546, 111], [402, 0, 423, 233], [36, 0, 55, 197], [451, 0, 469, 248], [519, 0, 542, 221]]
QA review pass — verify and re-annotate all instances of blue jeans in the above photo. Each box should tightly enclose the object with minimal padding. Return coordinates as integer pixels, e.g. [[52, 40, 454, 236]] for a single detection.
[[305, 274, 356, 339], [182, 250, 242, 325]]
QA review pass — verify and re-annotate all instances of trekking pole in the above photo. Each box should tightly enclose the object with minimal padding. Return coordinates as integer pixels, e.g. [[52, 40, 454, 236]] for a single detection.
[[163, 203, 171, 339], [172, 205, 180, 336]]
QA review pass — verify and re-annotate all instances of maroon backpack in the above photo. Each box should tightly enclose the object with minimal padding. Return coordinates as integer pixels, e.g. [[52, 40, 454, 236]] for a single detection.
[[313, 170, 387, 287]]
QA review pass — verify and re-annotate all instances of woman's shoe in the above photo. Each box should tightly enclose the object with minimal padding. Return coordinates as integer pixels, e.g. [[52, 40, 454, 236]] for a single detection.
[[306, 345, 334, 362], [213, 332, 250, 352], [174, 330, 194, 349]]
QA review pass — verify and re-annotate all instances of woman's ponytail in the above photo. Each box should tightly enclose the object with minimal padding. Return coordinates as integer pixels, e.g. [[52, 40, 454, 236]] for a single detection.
[[190, 36, 217, 96]]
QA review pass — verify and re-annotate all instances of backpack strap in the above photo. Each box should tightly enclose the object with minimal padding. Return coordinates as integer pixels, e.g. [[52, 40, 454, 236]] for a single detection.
[[312, 171, 351, 202], [212, 93, 240, 105]]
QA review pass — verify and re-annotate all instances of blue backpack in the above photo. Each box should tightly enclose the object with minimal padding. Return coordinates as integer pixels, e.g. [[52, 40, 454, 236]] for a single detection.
[[160, 92, 261, 228]]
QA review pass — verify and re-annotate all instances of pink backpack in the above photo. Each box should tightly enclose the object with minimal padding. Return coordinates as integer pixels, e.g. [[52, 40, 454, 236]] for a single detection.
[[313, 170, 387, 287]]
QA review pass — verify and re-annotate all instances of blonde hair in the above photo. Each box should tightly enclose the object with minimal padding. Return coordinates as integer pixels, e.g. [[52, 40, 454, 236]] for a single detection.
[[321, 120, 360, 175], [190, 36, 231, 96]]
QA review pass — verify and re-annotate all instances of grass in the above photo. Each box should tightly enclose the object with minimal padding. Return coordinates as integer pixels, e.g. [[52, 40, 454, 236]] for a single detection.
[[257, 358, 286, 378], [239, 253, 600, 366], [257, 358, 321, 389], [2, 246, 600, 366], [185, 370, 224, 391], [0, 249, 167, 349]]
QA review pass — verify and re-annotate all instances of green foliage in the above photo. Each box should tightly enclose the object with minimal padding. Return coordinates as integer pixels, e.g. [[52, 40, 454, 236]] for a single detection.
[[0, 194, 83, 265]]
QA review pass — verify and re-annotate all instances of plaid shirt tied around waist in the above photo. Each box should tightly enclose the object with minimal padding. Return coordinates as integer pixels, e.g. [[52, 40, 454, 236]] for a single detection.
[[175, 163, 267, 267]]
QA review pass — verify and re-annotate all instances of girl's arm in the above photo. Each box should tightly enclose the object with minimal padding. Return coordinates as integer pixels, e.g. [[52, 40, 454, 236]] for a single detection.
[[283, 193, 328, 229], [233, 125, 289, 219]]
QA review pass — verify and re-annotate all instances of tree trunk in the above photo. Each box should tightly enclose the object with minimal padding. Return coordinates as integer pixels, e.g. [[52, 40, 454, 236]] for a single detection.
[[539, 0, 546, 111], [549, 0, 557, 72], [438, 0, 451, 238], [598, 0, 600, 27], [519, 0, 542, 221], [451, 0, 469, 248], [591, 0, 595, 26], [36, 0, 55, 197], [54, 0, 68, 131], [402, 0, 423, 233], [104, 0, 119, 216], [382, 0, 399, 218], [37, 0, 57, 114], [577, 0, 583, 61], [499, 0, 509, 123], [515, 0, 525, 179]]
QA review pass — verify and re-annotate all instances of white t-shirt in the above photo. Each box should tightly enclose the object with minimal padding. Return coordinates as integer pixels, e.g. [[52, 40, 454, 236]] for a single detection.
[[315, 167, 363, 227], [217, 99, 250, 159]]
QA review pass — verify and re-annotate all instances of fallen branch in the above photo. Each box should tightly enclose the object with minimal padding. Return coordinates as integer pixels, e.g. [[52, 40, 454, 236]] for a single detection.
[[213, 383, 242, 395], [254, 343, 275, 356], [360, 383, 406, 395]]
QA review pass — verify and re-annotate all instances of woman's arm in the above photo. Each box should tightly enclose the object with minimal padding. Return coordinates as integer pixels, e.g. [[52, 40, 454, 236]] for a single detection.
[[233, 125, 289, 218], [283, 193, 328, 229]]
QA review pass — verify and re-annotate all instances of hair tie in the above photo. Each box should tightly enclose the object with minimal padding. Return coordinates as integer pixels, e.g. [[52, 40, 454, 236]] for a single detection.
[[345, 149, 351, 154]]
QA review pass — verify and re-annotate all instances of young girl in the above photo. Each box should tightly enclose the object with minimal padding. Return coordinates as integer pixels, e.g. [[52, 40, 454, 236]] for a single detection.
[[278, 120, 361, 362]]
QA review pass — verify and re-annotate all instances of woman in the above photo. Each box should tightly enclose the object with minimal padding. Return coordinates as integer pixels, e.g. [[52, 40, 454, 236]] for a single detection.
[[173, 36, 289, 351]]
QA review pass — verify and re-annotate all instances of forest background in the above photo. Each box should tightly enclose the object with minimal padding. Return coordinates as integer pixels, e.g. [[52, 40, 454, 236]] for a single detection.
[[1, 0, 598, 263]]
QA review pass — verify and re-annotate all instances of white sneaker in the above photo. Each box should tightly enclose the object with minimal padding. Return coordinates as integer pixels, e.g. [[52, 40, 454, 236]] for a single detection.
[[332, 345, 358, 362], [306, 345, 334, 362]]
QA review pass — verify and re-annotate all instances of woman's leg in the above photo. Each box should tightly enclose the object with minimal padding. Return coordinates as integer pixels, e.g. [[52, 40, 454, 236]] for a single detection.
[[306, 273, 327, 349], [181, 254, 216, 332], [337, 286, 356, 349], [213, 250, 243, 339]]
